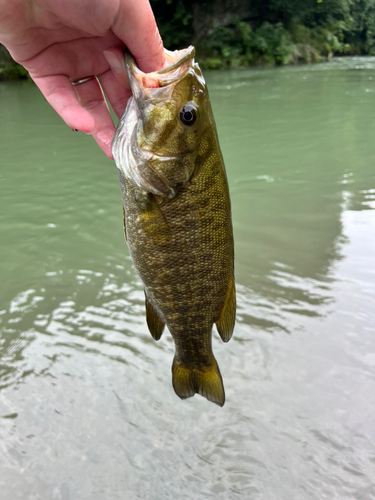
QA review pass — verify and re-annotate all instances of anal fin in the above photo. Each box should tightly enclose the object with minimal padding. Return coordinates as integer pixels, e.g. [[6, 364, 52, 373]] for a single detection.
[[172, 357, 225, 407], [145, 291, 165, 340], [216, 275, 236, 343]]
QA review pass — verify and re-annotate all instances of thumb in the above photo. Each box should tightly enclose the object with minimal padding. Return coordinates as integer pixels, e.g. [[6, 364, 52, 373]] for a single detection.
[[112, 0, 165, 73]]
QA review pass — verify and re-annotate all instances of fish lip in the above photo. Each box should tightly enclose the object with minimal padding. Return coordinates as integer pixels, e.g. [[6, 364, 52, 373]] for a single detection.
[[125, 46, 196, 99], [146, 46, 195, 76]]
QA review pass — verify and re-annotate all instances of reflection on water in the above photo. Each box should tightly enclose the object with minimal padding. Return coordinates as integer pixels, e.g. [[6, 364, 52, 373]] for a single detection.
[[1, 58, 375, 499]]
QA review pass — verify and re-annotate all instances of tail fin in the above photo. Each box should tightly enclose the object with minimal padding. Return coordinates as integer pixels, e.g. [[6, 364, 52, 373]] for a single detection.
[[172, 357, 225, 407]]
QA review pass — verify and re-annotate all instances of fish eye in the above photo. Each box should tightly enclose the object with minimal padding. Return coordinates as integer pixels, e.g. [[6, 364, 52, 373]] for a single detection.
[[179, 103, 198, 126]]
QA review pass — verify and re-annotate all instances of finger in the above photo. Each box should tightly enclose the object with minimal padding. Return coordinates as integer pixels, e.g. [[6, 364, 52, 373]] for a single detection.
[[112, 0, 165, 73], [26, 32, 123, 81], [33, 74, 95, 133], [103, 48, 130, 91], [98, 67, 132, 119], [72, 76, 116, 159]]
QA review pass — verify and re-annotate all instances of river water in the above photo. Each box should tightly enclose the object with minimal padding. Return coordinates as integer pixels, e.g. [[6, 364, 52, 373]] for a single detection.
[[1, 57, 375, 499]]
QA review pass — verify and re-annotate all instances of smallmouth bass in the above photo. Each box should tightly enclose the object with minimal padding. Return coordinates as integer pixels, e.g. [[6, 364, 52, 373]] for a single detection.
[[112, 46, 235, 406]]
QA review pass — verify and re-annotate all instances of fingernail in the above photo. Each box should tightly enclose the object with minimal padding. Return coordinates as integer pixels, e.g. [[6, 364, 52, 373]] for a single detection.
[[103, 50, 125, 75]]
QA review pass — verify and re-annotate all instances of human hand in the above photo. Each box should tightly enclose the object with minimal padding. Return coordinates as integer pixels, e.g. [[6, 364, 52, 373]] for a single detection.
[[0, 0, 164, 158]]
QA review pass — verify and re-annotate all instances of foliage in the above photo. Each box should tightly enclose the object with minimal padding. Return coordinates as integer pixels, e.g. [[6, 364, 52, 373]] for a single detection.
[[347, 0, 375, 54], [150, 0, 375, 68], [0, 45, 30, 81], [2, 0, 375, 79], [150, 0, 194, 48], [290, 21, 351, 58], [268, 0, 353, 27], [197, 21, 294, 69], [0, 63, 30, 81], [252, 22, 294, 64]]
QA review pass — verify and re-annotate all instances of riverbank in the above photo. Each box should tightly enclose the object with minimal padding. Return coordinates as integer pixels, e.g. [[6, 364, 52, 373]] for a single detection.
[[196, 21, 353, 70], [0, 20, 364, 80], [0, 39, 350, 82], [2, 0, 375, 79], [151, 0, 374, 70]]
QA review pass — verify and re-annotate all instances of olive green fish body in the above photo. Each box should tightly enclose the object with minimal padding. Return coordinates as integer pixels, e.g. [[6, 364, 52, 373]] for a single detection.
[[113, 47, 235, 406]]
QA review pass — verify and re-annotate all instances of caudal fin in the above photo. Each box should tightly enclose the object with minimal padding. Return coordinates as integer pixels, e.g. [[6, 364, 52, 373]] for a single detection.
[[172, 357, 225, 407]]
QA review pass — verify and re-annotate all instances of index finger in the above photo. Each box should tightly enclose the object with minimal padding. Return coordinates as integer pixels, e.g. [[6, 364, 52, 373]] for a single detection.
[[112, 0, 165, 73]]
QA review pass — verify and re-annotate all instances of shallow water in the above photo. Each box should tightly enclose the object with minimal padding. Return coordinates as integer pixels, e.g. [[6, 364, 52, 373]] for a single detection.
[[1, 57, 375, 499]]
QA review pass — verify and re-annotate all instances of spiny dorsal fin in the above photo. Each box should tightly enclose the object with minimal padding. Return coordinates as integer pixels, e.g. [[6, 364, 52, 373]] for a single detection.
[[216, 275, 236, 343], [172, 357, 225, 407], [145, 291, 165, 340]]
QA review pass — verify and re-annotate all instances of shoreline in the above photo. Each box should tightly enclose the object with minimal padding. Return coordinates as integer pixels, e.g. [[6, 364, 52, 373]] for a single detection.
[[0, 43, 367, 82]]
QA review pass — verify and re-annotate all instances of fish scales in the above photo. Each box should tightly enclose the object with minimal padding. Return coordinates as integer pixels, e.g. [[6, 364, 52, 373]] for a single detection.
[[113, 46, 236, 406]]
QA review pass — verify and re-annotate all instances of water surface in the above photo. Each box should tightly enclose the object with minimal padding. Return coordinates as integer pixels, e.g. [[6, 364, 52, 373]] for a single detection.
[[1, 57, 375, 499]]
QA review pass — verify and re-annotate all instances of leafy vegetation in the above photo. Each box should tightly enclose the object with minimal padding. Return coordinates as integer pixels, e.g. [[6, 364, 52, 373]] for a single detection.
[[1, 0, 375, 79], [151, 0, 375, 68], [0, 45, 30, 81]]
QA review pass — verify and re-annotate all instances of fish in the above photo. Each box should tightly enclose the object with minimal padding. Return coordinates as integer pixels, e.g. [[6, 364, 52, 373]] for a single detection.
[[112, 46, 235, 406]]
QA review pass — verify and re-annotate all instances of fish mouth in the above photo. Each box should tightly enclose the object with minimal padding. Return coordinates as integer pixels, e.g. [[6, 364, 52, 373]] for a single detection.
[[125, 46, 196, 100]]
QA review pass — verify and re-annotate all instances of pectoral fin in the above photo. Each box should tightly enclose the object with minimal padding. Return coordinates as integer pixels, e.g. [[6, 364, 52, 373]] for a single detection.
[[215, 276, 236, 343], [145, 291, 165, 340], [172, 357, 225, 407], [134, 190, 172, 247]]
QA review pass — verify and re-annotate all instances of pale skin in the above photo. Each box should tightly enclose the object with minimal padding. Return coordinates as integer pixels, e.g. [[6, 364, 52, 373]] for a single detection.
[[0, 0, 165, 158]]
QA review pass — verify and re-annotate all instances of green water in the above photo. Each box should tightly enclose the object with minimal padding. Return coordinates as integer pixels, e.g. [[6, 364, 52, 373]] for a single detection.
[[1, 57, 375, 499]]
